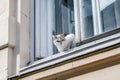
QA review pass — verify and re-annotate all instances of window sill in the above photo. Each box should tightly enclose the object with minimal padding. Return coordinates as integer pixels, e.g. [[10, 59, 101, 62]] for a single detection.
[[20, 29, 120, 75]]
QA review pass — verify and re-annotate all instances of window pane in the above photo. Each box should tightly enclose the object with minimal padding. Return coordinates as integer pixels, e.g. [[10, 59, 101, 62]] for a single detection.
[[115, 0, 120, 28], [99, 0, 120, 32], [35, 0, 55, 58], [82, 0, 94, 39], [53, 0, 75, 35]]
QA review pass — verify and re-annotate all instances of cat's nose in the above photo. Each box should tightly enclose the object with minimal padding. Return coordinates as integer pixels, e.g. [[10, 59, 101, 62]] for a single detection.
[[60, 40, 62, 45]]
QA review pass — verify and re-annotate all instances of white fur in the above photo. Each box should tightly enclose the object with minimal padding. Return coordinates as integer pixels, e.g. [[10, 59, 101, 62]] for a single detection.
[[53, 34, 75, 52]]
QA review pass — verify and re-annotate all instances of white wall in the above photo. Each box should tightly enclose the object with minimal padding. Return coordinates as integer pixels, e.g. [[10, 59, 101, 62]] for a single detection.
[[0, 0, 9, 79], [0, 0, 9, 46]]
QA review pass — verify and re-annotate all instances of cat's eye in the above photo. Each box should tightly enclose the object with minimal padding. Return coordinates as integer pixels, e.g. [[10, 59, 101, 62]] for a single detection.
[[56, 40, 60, 42], [61, 39, 65, 41]]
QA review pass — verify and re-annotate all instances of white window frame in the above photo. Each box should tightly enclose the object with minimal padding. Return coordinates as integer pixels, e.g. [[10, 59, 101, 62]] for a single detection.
[[74, 0, 81, 43], [30, 0, 120, 63], [92, 0, 103, 35], [30, 0, 35, 63]]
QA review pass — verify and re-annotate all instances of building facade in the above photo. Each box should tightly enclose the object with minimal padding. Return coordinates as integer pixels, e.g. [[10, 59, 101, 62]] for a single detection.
[[0, 0, 120, 80]]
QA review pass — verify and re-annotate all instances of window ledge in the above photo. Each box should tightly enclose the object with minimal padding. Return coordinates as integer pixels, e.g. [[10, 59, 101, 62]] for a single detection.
[[20, 31, 120, 75]]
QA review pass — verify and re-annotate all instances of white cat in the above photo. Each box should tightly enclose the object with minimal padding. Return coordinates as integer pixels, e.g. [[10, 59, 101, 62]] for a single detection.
[[53, 33, 75, 52]]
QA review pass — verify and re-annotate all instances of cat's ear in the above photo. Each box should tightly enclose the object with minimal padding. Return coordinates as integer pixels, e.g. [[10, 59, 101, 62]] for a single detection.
[[61, 34, 66, 40], [61, 34, 65, 37], [53, 35, 57, 40]]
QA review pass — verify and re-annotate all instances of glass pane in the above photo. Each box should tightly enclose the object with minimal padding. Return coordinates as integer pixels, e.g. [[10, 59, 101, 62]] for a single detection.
[[115, 0, 120, 28], [35, 0, 56, 58], [99, 0, 120, 32], [53, 0, 75, 35], [101, 3, 116, 31], [82, 0, 94, 39]]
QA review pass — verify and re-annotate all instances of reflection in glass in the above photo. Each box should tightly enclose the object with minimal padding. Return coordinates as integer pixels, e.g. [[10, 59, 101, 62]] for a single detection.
[[82, 0, 94, 39], [53, 0, 75, 35], [115, 0, 120, 28], [99, 0, 120, 32], [101, 4, 116, 31]]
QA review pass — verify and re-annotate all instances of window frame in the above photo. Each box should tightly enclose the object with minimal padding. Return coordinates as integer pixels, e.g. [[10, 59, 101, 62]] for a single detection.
[[20, 0, 120, 74], [30, 0, 120, 63], [30, 0, 35, 63]]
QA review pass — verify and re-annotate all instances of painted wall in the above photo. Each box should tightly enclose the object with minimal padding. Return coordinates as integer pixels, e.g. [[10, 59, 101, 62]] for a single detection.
[[0, 48, 8, 80], [0, 0, 9, 46], [0, 0, 9, 79]]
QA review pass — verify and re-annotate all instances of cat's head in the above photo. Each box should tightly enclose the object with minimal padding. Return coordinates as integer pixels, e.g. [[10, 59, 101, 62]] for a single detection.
[[53, 34, 66, 45]]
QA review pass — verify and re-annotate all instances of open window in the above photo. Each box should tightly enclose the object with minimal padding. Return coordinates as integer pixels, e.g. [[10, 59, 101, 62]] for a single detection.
[[31, 0, 120, 62], [34, 0, 75, 60]]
